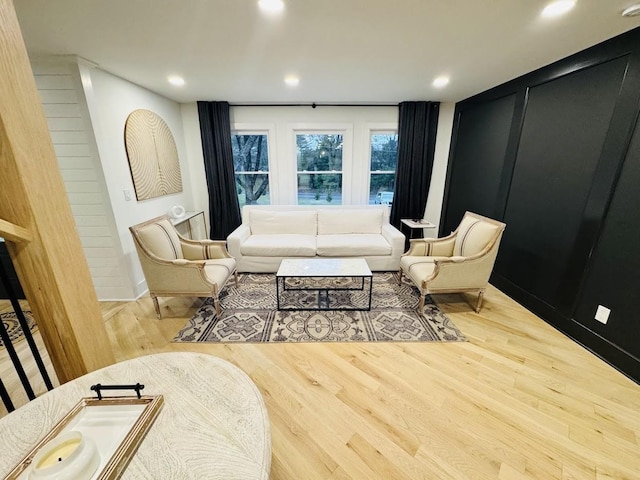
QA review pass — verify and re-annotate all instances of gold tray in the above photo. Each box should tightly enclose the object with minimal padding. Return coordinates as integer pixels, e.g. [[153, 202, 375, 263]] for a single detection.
[[4, 395, 164, 479]]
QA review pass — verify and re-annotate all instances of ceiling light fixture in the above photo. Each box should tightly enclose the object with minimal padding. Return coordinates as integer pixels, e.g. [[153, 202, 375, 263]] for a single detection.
[[168, 75, 185, 87], [258, 0, 284, 14], [284, 75, 299, 87], [432, 76, 450, 88], [541, 0, 576, 18], [622, 4, 640, 16]]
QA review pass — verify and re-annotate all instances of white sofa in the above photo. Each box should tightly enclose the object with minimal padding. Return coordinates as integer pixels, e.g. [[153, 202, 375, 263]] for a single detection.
[[227, 205, 405, 272]]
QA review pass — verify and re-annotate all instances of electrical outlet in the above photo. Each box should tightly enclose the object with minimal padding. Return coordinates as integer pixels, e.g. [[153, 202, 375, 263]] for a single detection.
[[595, 305, 610, 324], [123, 189, 132, 201]]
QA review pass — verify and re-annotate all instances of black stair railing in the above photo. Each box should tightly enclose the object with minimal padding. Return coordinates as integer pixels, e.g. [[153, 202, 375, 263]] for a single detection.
[[0, 247, 54, 413]]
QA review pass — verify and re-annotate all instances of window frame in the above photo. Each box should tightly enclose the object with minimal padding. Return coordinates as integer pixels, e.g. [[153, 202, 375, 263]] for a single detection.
[[230, 123, 277, 207], [289, 124, 353, 205]]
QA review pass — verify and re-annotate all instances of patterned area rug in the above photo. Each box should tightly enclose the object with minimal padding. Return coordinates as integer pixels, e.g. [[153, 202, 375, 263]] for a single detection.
[[0, 311, 37, 348], [173, 272, 466, 344]]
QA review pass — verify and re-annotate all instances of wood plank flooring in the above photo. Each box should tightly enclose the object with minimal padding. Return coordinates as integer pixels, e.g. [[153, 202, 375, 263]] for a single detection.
[[2, 286, 639, 479]]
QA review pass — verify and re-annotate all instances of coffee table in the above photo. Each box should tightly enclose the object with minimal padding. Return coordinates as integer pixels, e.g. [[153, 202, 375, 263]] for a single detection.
[[276, 258, 373, 311]]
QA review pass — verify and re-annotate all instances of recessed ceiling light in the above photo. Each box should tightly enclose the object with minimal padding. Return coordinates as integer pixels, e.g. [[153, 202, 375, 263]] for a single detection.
[[284, 75, 299, 87], [541, 0, 576, 18], [622, 4, 640, 17], [258, 0, 284, 13], [168, 75, 185, 87], [432, 76, 450, 88]]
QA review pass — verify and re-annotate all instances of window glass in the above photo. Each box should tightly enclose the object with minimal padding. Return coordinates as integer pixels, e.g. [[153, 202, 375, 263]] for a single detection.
[[231, 133, 270, 206], [369, 133, 398, 205], [296, 133, 343, 205]]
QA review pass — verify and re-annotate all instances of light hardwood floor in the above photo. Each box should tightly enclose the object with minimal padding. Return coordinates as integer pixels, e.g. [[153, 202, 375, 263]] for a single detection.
[[2, 286, 640, 479]]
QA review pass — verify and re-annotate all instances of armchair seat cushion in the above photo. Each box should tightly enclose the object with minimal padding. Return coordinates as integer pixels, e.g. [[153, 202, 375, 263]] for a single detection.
[[400, 256, 437, 283], [204, 258, 238, 285], [240, 234, 316, 257], [316, 234, 392, 257]]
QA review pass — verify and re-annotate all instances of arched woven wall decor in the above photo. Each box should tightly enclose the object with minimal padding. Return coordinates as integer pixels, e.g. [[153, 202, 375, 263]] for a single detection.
[[124, 109, 183, 200]]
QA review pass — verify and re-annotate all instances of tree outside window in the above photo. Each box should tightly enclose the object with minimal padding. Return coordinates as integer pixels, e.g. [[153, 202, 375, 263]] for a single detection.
[[369, 133, 398, 205], [296, 133, 343, 205], [231, 133, 270, 206]]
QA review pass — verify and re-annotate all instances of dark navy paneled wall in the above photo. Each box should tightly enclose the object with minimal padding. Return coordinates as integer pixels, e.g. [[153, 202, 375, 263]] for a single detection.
[[442, 27, 640, 382]]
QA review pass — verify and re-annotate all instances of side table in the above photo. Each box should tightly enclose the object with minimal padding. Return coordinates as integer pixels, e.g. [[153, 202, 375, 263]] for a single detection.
[[400, 218, 437, 240], [170, 211, 206, 239]]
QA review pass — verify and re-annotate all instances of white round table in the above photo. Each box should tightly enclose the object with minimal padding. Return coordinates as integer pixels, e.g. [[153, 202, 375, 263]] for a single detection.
[[0, 352, 271, 479]]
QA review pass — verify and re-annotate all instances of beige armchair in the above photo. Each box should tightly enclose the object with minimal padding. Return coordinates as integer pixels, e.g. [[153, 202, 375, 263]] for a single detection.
[[398, 212, 506, 313], [129, 215, 237, 318]]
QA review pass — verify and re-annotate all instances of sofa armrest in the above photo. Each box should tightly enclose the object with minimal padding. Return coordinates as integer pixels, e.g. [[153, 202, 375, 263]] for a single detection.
[[227, 224, 251, 258], [381, 223, 405, 254]]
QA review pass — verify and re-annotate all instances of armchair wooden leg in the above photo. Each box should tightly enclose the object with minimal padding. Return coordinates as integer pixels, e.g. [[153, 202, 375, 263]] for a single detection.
[[214, 297, 222, 316], [152, 295, 161, 319], [475, 290, 485, 313], [398, 268, 403, 285], [418, 294, 425, 312]]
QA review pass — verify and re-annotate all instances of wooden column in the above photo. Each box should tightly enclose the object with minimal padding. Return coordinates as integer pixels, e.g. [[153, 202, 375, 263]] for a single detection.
[[0, 0, 115, 383]]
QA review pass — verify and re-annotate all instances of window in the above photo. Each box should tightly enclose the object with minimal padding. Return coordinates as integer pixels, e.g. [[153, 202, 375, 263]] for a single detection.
[[369, 132, 398, 205], [231, 133, 270, 206], [296, 133, 343, 205]]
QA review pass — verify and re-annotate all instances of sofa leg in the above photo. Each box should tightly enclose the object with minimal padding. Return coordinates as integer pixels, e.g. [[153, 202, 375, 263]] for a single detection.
[[234, 270, 239, 287], [475, 290, 485, 313], [152, 296, 161, 319], [398, 269, 403, 285]]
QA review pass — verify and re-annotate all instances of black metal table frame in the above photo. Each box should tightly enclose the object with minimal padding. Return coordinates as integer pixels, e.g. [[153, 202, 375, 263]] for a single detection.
[[276, 274, 373, 311]]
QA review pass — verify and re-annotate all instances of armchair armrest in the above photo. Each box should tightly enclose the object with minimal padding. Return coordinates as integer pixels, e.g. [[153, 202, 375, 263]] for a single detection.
[[405, 235, 456, 256], [180, 238, 232, 260], [140, 255, 214, 293], [426, 254, 497, 290]]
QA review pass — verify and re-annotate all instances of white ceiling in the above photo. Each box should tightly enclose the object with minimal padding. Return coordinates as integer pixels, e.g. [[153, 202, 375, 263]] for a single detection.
[[13, 0, 640, 104]]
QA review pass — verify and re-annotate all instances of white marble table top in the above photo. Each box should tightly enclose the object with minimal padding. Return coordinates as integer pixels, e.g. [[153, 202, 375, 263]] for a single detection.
[[0, 352, 271, 479], [277, 258, 372, 277]]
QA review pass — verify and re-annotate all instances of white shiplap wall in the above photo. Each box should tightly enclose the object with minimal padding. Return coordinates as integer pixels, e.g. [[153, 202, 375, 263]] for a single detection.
[[31, 57, 135, 300]]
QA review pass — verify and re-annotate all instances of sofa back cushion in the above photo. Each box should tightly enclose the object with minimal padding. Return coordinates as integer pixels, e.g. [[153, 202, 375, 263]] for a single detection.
[[250, 210, 317, 235], [453, 215, 501, 257], [317, 209, 383, 235]]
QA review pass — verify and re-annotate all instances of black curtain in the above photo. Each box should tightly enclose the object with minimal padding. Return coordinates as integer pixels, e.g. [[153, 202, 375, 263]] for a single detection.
[[197, 101, 242, 240], [390, 101, 440, 230]]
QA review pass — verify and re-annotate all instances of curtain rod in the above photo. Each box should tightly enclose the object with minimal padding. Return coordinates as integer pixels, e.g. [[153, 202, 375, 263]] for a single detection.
[[229, 103, 397, 108]]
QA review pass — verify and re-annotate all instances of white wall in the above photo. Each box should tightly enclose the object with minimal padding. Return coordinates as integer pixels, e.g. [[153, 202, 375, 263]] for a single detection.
[[31, 56, 135, 300], [80, 64, 196, 297]]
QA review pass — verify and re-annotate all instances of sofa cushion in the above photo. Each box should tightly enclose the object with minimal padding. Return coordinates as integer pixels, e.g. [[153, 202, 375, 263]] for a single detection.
[[453, 216, 500, 257], [241, 234, 316, 257], [316, 234, 391, 257], [250, 210, 317, 235], [317, 209, 383, 235]]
